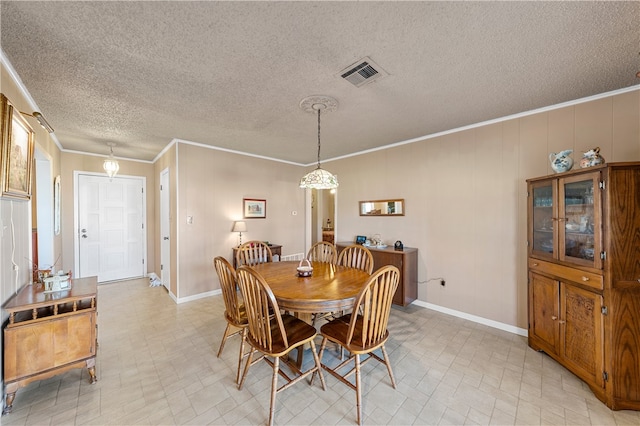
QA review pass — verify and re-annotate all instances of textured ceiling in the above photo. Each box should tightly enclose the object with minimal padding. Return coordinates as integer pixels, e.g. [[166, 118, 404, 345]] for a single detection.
[[1, 1, 639, 164]]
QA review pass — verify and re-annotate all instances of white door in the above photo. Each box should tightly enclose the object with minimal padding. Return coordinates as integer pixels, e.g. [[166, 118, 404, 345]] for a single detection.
[[76, 173, 146, 282], [160, 168, 171, 291]]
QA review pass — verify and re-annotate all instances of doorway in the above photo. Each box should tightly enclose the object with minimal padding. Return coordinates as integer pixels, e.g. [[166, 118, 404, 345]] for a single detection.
[[307, 188, 336, 249], [74, 172, 146, 282]]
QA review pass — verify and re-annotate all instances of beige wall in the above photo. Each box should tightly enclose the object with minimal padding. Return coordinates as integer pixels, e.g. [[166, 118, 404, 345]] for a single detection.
[[172, 143, 306, 299], [1, 63, 62, 310], [60, 152, 156, 276], [330, 89, 640, 329]]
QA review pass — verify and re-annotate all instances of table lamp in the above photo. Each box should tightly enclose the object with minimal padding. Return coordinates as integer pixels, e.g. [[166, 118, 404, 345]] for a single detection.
[[232, 221, 247, 246]]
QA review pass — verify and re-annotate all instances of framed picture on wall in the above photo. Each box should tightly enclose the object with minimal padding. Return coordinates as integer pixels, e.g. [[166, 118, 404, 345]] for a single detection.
[[1, 94, 35, 200], [243, 198, 266, 219]]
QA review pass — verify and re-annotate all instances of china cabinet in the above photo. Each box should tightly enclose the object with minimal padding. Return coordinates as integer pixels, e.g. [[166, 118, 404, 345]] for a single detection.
[[527, 162, 640, 410]]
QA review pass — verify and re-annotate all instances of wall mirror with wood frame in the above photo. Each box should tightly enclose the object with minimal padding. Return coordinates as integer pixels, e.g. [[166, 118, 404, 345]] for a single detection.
[[359, 199, 404, 216]]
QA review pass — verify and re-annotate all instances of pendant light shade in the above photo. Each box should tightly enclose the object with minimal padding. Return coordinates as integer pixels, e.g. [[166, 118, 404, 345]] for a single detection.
[[103, 143, 120, 180], [299, 95, 339, 190], [299, 167, 339, 189]]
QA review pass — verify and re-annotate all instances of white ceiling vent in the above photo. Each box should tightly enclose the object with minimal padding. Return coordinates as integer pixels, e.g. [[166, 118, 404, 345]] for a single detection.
[[339, 57, 388, 88]]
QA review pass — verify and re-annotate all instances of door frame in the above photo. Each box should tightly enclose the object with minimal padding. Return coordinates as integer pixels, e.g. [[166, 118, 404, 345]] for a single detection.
[[34, 148, 55, 271], [305, 188, 337, 253], [160, 168, 170, 291], [73, 171, 147, 280]]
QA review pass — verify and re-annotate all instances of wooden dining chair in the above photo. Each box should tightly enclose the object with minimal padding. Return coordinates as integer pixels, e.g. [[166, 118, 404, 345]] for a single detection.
[[317, 265, 400, 425], [308, 242, 338, 326], [235, 240, 273, 267], [337, 244, 374, 274], [307, 241, 338, 264], [236, 265, 326, 426], [213, 256, 248, 384]]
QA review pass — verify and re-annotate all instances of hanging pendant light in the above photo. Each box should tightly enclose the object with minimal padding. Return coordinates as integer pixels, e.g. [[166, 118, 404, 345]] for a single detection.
[[103, 142, 120, 180], [299, 95, 339, 189]]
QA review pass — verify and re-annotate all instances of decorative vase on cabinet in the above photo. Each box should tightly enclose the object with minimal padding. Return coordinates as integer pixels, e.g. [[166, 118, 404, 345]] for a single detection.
[[527, 162, 640, 411]]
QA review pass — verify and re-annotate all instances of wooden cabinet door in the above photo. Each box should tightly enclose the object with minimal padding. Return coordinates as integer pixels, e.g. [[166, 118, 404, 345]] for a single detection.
[[52, 312, 96, 366], [372, 251, 404, 305], [528, 272, 560, 355], [4, 312, 96, 382], [529, 180, 556, 259], [560, 283, 604, 389], [607, 166, 640, 282], [558, 172, 602, 269]]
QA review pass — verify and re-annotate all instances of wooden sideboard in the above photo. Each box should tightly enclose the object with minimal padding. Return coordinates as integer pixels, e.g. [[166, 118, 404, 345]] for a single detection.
[[3, 276, 98, 414], [336, 242, 417, 306], [232, 244, 282, 269]]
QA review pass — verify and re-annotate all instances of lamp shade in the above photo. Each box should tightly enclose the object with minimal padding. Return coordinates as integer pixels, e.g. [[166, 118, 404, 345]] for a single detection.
[[299, 167, 339, 189], [232, 221, 247, 232], [103, 143, 119, 180], [103, 158, 119, 178]]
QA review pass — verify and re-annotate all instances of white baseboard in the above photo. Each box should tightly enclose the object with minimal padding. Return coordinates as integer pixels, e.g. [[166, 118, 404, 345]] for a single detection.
[[411, 300, 528, 337], [176, 289, 220, 304]]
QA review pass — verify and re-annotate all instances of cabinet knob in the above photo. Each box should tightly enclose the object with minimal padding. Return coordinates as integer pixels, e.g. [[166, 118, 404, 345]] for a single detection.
[[532, 263, 539, 267], [551, 316, 558, 320], [558, 320, 566, 324], [582, 276, 590, 282]]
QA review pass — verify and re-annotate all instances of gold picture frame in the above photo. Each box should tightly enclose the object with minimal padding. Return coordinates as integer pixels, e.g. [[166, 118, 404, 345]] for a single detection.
[[1, 94, 35, 200]]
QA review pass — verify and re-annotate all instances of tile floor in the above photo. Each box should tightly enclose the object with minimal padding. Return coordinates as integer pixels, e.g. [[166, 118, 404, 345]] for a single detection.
[[3, 277, 640, 425]]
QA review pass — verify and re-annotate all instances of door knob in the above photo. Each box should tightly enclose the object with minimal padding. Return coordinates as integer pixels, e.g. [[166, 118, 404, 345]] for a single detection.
[[82, 234, 88, 239], [163, 237, 169, 240]]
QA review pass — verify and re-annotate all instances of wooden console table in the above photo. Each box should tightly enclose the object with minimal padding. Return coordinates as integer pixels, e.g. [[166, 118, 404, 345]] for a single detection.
[[232, 244, 282, 268], [2, 276, 98, 414], [336, 242, 418, 306]]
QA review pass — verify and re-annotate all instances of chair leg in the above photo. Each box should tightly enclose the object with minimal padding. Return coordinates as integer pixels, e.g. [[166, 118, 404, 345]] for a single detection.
[[236, 328, 247, 384], [268, 356, 280, 426], [380, 345, 397, 388], [312, 337, 328, 386], [217, 323, 232, 357], [317, 337, 328, 365], [355, 354, 362, 426], [238, 347, 255, 390], [308, 340, 326, 391]]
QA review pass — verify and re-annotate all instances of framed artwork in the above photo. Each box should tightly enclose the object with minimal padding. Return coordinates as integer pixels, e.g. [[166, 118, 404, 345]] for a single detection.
[[1, 94, 35, 200], [243, 198, 266, 219]]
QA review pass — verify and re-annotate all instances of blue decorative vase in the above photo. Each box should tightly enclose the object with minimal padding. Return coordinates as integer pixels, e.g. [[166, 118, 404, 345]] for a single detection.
[[549, 150, 574, 173]]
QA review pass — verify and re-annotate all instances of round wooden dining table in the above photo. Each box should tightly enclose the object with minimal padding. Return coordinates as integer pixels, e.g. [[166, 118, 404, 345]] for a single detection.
[[250, 260, 370, 314]]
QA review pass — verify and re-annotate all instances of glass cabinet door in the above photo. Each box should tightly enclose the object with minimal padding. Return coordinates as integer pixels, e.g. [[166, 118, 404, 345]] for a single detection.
[[558, 172, 602, 269], [530, 181, 555, 258]]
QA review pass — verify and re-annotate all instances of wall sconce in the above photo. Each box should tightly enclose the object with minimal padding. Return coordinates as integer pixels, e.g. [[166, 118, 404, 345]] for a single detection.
[[232, 221, 247, 246], [20, 111, 54, 133], [103, 142, 120, 180]]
